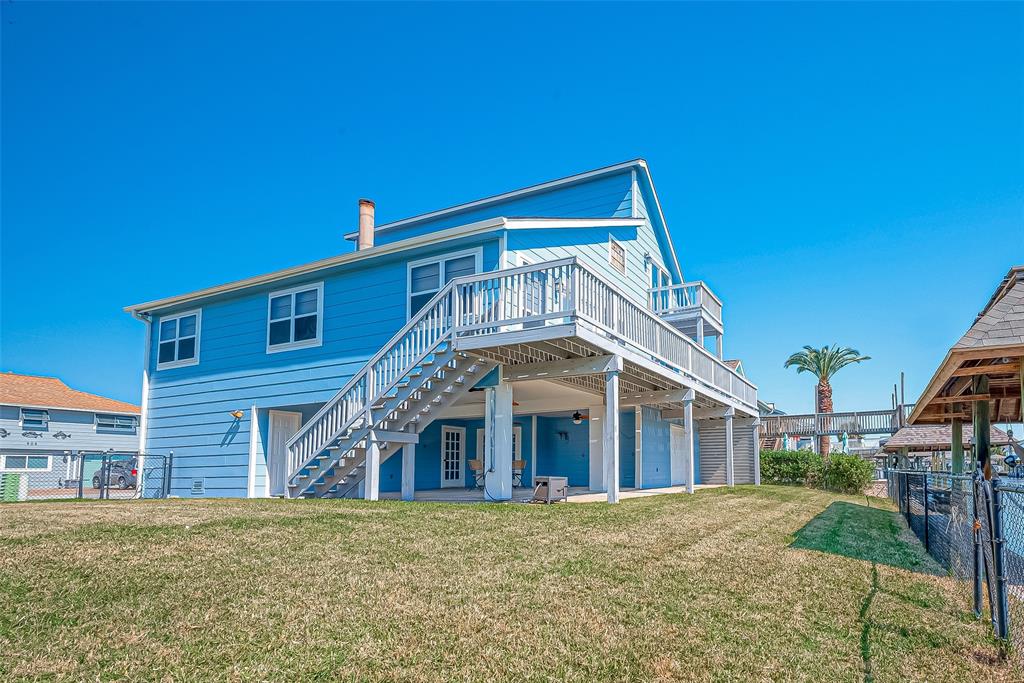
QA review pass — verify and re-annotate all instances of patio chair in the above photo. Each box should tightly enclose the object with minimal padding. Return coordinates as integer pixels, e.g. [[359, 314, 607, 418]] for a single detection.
[[468, 459, 486, 488], [512, 459, 526, 487]]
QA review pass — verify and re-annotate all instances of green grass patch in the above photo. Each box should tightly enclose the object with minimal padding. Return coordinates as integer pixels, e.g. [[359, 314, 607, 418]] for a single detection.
[[0, 487, 1014, 682]]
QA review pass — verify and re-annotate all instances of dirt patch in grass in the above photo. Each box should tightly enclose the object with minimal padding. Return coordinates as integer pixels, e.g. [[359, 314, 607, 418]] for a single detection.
[[0, 487, 1014, 682]]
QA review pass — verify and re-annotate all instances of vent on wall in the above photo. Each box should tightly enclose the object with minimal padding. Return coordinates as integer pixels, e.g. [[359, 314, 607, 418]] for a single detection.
[[190, 478, 205, 496]]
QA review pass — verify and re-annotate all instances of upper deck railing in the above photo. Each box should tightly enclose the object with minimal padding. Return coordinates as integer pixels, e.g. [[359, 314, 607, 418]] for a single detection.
[[287, 258, 758, 481], [760, 405, 916, 439], [648, 281, 723, 325]]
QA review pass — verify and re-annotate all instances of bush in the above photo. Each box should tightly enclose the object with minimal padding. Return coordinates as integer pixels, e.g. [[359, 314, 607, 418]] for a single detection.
[[760, 450, 823, 486], [822, 453, 874, 494], [759, 450, 873, 494]]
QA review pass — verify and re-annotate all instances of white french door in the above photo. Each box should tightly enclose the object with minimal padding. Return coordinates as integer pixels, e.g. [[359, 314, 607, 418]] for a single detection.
[[440, 426, 466, 488]]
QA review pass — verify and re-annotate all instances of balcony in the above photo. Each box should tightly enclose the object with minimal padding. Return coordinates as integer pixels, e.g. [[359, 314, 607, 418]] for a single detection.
[[648, 281, 724, 357]]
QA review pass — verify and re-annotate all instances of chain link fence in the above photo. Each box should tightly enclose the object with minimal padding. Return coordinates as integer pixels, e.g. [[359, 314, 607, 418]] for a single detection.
[[888, 469, 1022, 654], [0, 452, 173, 502]]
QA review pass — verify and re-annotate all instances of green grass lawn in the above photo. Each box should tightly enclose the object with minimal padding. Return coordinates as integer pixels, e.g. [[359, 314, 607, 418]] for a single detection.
[[0, 486, 1015, 682]]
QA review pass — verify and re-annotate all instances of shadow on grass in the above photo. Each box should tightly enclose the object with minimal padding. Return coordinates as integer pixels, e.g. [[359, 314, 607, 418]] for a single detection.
[[791, 501, 942, 575]]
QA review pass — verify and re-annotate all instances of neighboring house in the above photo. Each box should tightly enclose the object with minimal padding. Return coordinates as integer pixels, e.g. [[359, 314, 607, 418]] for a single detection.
[[125, 160, 759, 501], [0, 372, 140, 495]]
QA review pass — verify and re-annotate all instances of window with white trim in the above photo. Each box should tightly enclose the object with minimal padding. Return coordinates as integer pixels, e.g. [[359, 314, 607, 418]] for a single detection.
[[267, 282, 324, 352], [407, 249, 481, 317], [609, 238, 627, 275], [96, 414, 138, 433], [1, 453, 51, 472], [20, 409, 49, 429], [158, 310, 201, 368]]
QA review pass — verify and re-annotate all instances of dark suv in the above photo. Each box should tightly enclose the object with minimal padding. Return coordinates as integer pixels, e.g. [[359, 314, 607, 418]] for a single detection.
[[92, 458, 138, 489]]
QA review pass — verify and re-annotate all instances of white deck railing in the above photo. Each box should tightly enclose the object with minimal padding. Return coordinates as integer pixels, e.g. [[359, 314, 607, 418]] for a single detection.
[[648, 280, 723, 324], [761, 409, 905, 438], [287, 258, 757, 481]]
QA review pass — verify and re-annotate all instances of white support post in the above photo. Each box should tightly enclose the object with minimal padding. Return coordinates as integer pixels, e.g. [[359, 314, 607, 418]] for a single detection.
[[683, 397, 695, 494], [364, 429, 380, 501], [484, 376, 514, 501], [752, 420, 761, 485], [604, 368, 620, 504], [696, 318, 705, 349], [725, 411, 735, 487], [588, 407, 605, 492], [401, 443, 415, 501], [715, 335, 723, 359]]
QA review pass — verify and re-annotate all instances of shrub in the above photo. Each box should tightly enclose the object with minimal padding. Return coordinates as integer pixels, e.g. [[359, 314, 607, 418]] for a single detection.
[[759, 450, 873, 494], [822, 453, 874, 494], [760, 450, 823, 486]]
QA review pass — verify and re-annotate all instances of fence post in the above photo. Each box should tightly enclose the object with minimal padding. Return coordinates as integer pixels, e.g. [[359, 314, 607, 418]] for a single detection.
[[167, 451, 174, 497], [972, 474, 984, 620], [990, 481, 1010, 640], [77, 451, 85, 500], [922, 473, 930, 553]]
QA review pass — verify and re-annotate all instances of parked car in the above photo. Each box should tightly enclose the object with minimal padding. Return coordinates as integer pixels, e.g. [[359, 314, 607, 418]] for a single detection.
[[92, 458, 138, 489]]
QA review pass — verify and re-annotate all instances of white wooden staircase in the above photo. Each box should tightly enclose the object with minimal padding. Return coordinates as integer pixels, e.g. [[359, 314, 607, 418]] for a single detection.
[[286, 281, 495, 499]]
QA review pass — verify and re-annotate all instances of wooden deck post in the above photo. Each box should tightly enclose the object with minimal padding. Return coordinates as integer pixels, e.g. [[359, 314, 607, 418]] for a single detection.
[[973, 375, 991, 477], [950, 416, 964, 475], [401, 443, 415, 501], [725, 410, 735, 487], [683, 394, 696, 494], [604, 366, 620, 504]]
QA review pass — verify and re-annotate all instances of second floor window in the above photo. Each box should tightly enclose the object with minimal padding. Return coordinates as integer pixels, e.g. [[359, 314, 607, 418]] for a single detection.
[[407, 249, 481, 317], [20, 409, 49, 429], [96, 414, 138, 433], [158, 311, 200, 369], [267, 283, 324, 352]]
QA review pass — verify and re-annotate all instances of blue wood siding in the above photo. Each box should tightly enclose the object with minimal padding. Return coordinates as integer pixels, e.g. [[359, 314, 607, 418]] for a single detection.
[[372, 171, 634, 246], [640, 406, 671, 488], [535, 415, 590, 486], [145, 238, 500, 497]]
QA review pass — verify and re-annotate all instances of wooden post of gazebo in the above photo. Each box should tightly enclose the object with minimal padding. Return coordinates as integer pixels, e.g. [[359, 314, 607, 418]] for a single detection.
[[950, 415, 964, 474]]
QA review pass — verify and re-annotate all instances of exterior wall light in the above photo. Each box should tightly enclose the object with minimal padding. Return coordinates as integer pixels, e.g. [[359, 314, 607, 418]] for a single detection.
[[229, 410, 244, 420]]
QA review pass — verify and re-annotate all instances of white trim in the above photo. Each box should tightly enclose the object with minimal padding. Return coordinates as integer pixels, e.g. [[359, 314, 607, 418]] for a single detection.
[[125, 217, 642, 315], [247, 404, 258, 498], [344, 160, 645, 240], [406, 247, 483, 320], [440, 425, 466, 488], [630, 168, 638, 219], [635, 406, 643, 488], [265, 282, 325, 354], [609, 236, 627, 276], [0, 452, 53, 473], [155, 309, 202, 370], [136, 314, 152, 497]]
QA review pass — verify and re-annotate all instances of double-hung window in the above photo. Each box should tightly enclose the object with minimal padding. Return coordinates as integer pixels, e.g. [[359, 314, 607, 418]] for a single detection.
[[96, 414, 138, 433], [267, 282, 324, 352], [158, 311, 201, 369], [407, 249, 481, 317], [20, 409, 49, 430]]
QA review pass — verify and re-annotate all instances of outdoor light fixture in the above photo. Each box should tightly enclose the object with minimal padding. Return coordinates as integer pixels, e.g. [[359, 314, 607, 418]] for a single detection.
[[229, 410, 244, 420], [572, 411, 584, 425]]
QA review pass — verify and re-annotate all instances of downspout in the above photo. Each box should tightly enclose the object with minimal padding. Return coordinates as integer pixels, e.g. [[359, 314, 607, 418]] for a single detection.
[[132, 311, 152, 499]]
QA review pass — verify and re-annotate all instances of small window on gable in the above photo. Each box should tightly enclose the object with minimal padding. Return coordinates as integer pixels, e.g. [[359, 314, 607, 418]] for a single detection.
[[158, 310, 201, 369], [96, 414, 138, 433], [407, 249, 481, 318], [20, 409, 49, 429], [267, 282, 324, 353], [609, 238, 627, 276]]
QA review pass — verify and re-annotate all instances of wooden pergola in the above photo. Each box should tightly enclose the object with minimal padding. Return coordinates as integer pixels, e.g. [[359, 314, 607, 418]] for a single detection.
[[908, 266, 1024, 475]]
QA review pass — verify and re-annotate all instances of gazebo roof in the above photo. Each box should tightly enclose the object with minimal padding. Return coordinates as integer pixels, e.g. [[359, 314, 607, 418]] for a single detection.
[[909, 266, 1024, 425], [882, 424, 1011, 453]]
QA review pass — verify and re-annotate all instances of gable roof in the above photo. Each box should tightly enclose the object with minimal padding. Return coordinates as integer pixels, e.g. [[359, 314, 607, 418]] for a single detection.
[[882, 424, 1010, 452], [343, 159, 683, 280], [0, 372, 140, 415], [953, 265, 1024, 350]]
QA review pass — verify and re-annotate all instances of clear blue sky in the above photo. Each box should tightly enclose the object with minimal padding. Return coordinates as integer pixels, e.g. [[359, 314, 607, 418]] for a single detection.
[[2, 2, 1022, 416]]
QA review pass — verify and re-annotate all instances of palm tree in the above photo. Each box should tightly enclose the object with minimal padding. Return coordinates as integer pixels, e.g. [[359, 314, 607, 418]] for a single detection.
[[784, 345, 871, 456]]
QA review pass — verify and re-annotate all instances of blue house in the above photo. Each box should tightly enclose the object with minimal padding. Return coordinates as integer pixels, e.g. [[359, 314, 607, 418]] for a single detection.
[[126, 160, 760, 502]]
